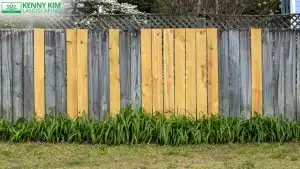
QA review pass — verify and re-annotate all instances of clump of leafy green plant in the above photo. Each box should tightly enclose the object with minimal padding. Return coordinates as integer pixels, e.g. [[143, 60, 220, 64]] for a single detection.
[[0, 107, 300, 145]]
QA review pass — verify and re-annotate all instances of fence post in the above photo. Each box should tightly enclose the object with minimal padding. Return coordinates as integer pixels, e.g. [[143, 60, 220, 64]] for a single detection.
[[251, 28, 263, 115]]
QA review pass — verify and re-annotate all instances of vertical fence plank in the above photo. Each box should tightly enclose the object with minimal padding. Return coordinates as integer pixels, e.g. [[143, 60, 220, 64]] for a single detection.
[[2, 30, 12, 121], [130, 30, 142, 109], [196, 29, 207, 118], [285, 31, 296, 121], [45, 30, 56, 115], [0, 31, 2, 119], [34, 28, 45, 120], [141, 29, 152, 113], [207, 28, 219, 115], [152, 29, 163, 113], [120, 31, 131, 108], [251, 28, 262, 115], [228, 30, 241, 117], [109, 29, 121, 116], [186, 29, 196, 118], [23, 30, 34, 120], [12, 30, 24, 121], [100, 31, 109, 120], [163, 29, 175, 114], [174, 29, 186, 115], [88, 31, 100, 120], [55, 30, 67, 116], [77, 29, 88, 118], [273, 31, 283, 117], [262, 29, 274, 117], [66, 29, 78, 119], [240, 30, 251, 119], [296, 31, 300, 120], [218, 30, 230, 117], [278, 32, 286, 117]]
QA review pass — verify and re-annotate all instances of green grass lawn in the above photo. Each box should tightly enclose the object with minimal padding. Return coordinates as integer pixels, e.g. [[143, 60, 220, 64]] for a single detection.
[[0, 143, 300, 169]]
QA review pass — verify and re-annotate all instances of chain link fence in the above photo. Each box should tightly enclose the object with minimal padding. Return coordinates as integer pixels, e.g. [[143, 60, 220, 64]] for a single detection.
[[0, 13, 300, 30]]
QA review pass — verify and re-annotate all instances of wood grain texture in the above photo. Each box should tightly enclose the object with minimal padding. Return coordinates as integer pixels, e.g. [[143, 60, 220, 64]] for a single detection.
[[152, 29, 163, 113], [99, 31, 109, 120], [163, 29, 175, 115], [185, 29, 196, 118], [45, 30, 56, 115], [239, 30, 251, 119], [88, 31, 110, 120], [196, 29, 207, 118], [218, 30, 230, 117], [55, 30, 67, 116], [277, 31, 285, 117], [109, 29, 121, 117], [2, 30, 13, 121], [284, 31, 296, 121], [23, 30, 34, 120], [228, 30, 240, 117], [141, 29, 153, 113], [120, 31, 131, 108], [174, 29, 186, 115], [12, 30, 24, 122], [77, 29, 88, 118], [88, 31, 101, 120], [250, 28, 262, 115], [273, 30, 282, 117], [34, 28, 45, 120], [66, 29, 78, 119], [130, 31, 142, 109], [262, 29, 274, 117], [207, 28, 219, 115]]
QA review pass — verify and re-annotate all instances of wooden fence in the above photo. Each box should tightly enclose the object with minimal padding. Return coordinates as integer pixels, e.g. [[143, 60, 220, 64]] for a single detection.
[[0, 28, 299, 121]]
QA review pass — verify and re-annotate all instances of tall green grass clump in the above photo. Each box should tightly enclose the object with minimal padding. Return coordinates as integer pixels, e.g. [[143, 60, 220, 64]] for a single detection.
[[0, 107, 300, 145]]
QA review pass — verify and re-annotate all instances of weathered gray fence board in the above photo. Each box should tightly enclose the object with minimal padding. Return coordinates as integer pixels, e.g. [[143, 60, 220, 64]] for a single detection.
[[297, 31, 300, 121], [99, 31, 109, 120], [262, 29, 274, 116], [273, 31, 280, 116], [0, 31, 3, 119], [88, 31, 101, 120], [218, 30, 230, 117], [278, 31, 286, 117], [55, 30, 66, 116], [1, 30, 13, 121], [45, 30, 56, 115], [130, 31, 141, 109], [285, 32, 296, 121], [12, 30, 24, 122], [239, 30, 251, 118], [228, 30, 240, 117], [23, 30, 34, 120], [120, 31, 131, 108]]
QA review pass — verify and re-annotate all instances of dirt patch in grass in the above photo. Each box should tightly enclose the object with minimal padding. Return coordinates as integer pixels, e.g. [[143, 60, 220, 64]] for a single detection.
[[0, 143, 299, 169]]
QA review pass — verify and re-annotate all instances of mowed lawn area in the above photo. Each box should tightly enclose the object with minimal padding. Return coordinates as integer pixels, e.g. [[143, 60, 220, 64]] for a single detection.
[[0, 143, 299, 169]]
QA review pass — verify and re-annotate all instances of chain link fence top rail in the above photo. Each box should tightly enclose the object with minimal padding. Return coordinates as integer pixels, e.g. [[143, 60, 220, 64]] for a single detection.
[[0, 13, 300, 30]]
